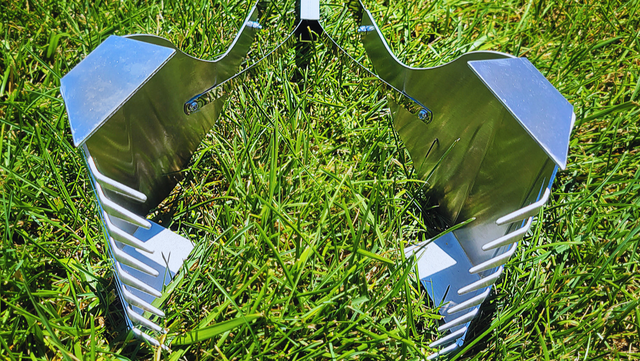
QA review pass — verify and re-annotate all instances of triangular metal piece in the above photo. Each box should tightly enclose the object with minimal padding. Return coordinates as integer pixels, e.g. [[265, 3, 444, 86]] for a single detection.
[[468, 57, 573, 169], [60, 36, 175, 146]]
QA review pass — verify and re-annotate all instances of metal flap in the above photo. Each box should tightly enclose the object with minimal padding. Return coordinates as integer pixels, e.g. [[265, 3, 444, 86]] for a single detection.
[[468, 57, 574, 169], [60, 36, 175, 146]]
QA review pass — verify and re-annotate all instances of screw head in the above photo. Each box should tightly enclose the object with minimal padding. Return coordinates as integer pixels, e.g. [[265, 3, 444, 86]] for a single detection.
[[187, 101, 199, 113], [357, 25, 375, 33], [418, 109, 429, 121]]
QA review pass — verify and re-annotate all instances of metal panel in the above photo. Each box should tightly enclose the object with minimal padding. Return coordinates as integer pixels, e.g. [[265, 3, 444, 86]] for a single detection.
[[60, 36, 176, 146], [349, 0, 574, 354], [60, 1, 574, 354], [469, 58, 574, 169], [299, 0, 320, 20], [60, 2, 264, 342], [74, 5, 261, 213]]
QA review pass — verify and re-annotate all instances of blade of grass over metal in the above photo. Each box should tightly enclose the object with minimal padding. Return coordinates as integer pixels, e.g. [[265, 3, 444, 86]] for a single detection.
[[172, 314, 262, 346]]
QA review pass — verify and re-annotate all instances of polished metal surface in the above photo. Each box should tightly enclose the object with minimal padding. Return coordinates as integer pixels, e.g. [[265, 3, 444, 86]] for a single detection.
[[60, 36, 176, 147], [60, 0, 573, 355], [85, 145, 194, 336], [62, 4, 262, 213], [349, 0, 573, 357], [469, 58, 573, 169], [299, 0, 320, 20]]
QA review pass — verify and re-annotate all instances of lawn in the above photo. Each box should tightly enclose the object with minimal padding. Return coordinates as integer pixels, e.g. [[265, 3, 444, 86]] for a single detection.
[[1, 0, 639, 360]]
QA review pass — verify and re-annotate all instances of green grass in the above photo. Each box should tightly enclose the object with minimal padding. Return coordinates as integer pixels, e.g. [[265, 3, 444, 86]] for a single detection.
[[1, 0, 639, 360]]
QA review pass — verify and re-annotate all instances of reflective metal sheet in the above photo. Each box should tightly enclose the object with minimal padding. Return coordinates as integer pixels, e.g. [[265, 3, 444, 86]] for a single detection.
[[60, 36, 176, 146], [61, 2, 265, 341], [60, 1, 575, 354], [469, 57, 574, 169], [66, 5, 262, 213]]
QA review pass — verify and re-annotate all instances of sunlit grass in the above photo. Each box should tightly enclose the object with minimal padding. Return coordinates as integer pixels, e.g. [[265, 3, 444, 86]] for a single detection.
[[1, 0, 639, 360]]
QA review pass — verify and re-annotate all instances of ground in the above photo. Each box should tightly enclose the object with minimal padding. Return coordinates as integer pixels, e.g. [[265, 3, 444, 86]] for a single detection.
[[1, 0, 639, 360]]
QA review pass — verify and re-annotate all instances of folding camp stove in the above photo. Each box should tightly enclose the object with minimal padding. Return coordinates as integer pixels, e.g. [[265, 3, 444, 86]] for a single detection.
[[59, 0, 574, 357]]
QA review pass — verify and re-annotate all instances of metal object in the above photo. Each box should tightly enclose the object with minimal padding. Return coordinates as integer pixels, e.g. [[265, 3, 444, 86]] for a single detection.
[[59, 0, 573, 356], [349, 3, 573, 358], [60, 3, 263, 343]]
